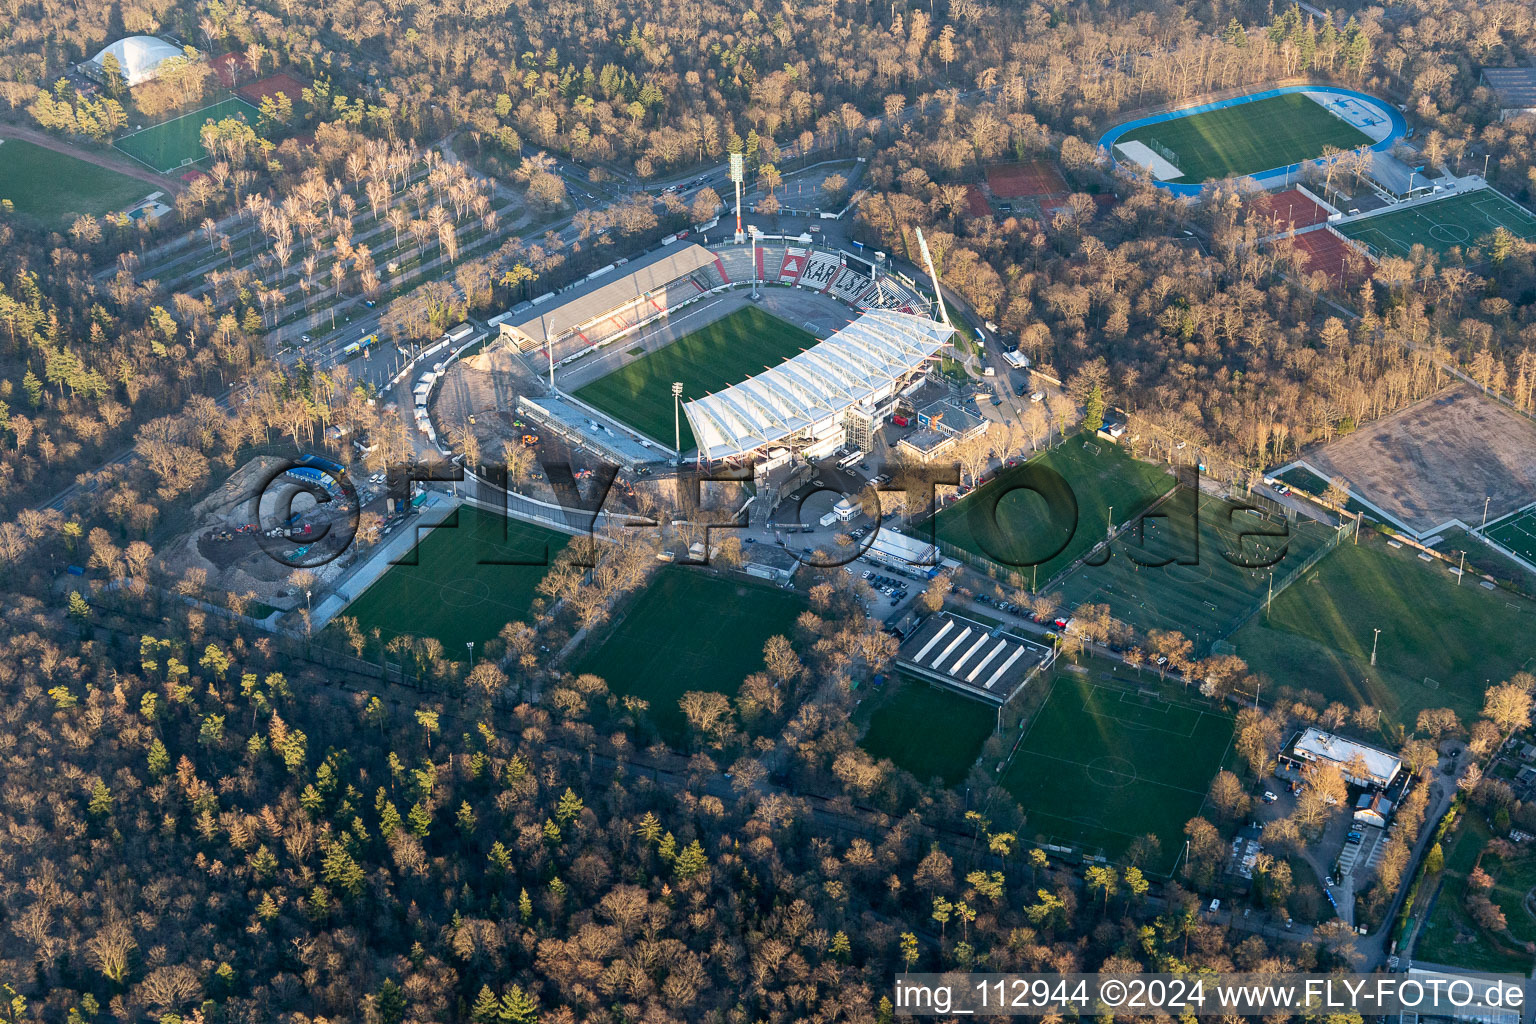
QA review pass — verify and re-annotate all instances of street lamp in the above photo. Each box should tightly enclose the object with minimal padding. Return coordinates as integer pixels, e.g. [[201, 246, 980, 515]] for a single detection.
[[672, 381, 684, 453]]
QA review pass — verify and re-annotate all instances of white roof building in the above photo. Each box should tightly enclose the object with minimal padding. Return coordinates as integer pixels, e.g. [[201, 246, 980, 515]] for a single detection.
[[89, 36, 187, 85], [1292, 727, 1401, 788], [683, 310, 953, 461]]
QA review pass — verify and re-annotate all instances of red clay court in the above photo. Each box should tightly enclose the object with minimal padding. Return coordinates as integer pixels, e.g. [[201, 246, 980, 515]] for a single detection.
[[1283, 227, 1372, 286], [238, 73, 307, 107], [986, 160, 1068, 199], [1249, 188, 1330, 232], [964, 185, 991, 218]]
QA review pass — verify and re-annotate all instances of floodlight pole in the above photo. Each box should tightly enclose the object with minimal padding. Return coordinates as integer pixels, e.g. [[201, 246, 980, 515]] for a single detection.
[[915, 227, 952, 329], [545, 315, 555, 390], [1457, 550, 1466, 585], [1370, 627, 1380, 666], [672, 381, 684, 453], [1481, 495, 1492, 535], [731, 152, 745, 243]]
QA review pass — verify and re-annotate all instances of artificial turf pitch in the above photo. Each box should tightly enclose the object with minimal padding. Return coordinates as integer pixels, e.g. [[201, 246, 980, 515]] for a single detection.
[[574, 565, 805, 745], [1337, 189, 1536, 257], [934, 436, 1175, 587], [1049, 491, 1335, 645], [338, 506, 568, 656], [1001, 671, 1234, 874], [115, 97, 260, 172], [572, 305, 817, 450], [0, 140, 150, 226], [1486, 505, 1536, 566], [1118, 92, 1372, 183], [858, 677, 995, 787], [1232, 531, 1536, 730]]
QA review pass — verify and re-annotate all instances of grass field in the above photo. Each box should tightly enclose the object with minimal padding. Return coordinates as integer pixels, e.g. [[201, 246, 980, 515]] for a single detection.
[[1486, 504, 1536, 567], [858, 676, 995, 787], [339, 506, 568, 657], [573, 305, 817, 450], [1119, 92, 1373, 183], [115, 97, 260, 172], [1050, 492, 1336, 646], [1000, 669, 1234, 874], [1414, 814, 1536, 973], [0, 140, 150, 226], [935, 436, 1176, 587], [1337, 189, 1536, 258], [575, 566, 804, 745], [1232, 533, 1536, 730]]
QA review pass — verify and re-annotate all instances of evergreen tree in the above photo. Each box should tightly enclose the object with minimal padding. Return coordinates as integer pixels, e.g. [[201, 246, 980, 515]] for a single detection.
[[1084, 384, 1106, 432]]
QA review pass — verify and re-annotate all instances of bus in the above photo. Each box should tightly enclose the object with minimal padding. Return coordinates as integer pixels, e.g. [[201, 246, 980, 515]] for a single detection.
[[837, 449, 865, 471]]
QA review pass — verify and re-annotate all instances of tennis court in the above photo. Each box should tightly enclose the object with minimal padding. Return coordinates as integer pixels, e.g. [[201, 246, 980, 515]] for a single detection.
[[115, 97, 260, 172], [337, 506, 568, 657], [574, 565, 805, 746], [1487, 504, 1536, 566], [1336, 189, 1536, 257], [572, 305, 816, 450], [1000, 671, 1234, 874], [934, 436, 1175, 587], [985, 160, 1068, 199], [1049, 491, 1336, 646]]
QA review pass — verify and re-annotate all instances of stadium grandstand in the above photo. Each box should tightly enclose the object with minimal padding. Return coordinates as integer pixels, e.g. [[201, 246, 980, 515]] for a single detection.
[[682, 308, 955, 462], [497, 244, 724, 357]]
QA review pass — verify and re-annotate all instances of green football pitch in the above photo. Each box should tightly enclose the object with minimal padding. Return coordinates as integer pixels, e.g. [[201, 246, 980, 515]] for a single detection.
[[858, 676, 996, 787], [572, 305, 817, 450], [1118, 92, 1372, 183], [1000, 669, 1234, 874], [1486, 505, 1536, 567], [0, 139, 150, 226], [337, 506, 568, 657], [1050, 491, 1336, 646], [574, 566, 805, 746], [934, 436, 1175, 588], [115, 97, 260, 172], [1337, 189, 1536, 257], [1232, 532, 1536, 730]]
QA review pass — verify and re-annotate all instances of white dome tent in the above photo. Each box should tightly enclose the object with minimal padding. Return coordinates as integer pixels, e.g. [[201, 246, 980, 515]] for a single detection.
[[88, 36, 187, 86]]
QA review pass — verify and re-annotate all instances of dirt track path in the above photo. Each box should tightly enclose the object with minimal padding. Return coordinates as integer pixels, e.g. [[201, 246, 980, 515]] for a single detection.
[[0, 123, 181, 195]]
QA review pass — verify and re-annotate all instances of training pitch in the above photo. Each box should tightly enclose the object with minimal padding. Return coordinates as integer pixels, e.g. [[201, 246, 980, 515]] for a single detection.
[[935, 436, 1175, 587], [1337, 188, 1536, 258], [1050, 491, 1335, 645], [1001, 670, 1234, 874], [0, 139, 150, 226], [338, 506, 568, 656], [115, 97, 260, 172], [858, 676, 995, 787], [572, 305, 817, 450], [1233, 532, 1536, 729], [1487, 505, 1536, 567], [574, 566, 805, 745], [1115, 91, 1373, 184]]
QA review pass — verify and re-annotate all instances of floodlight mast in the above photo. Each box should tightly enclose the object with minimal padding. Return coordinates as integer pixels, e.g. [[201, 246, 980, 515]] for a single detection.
[[915, 227, 952, 328], [730, 152, 745, 243]]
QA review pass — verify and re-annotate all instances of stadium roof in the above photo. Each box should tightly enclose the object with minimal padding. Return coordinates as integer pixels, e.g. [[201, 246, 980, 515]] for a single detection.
[[898, 611, 1053, 704], [683, 309, 954, 460], [90, 36, 186, 85], [509, 244, 716, 348]]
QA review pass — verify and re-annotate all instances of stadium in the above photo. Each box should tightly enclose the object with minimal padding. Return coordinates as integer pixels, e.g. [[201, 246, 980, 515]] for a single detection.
[[492, 234, 944, 469], [1099, 85, 1406, 196]]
